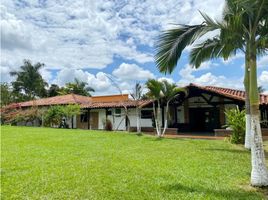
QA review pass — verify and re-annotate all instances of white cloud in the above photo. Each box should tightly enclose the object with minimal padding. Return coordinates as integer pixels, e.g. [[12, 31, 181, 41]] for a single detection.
[[112, 63, 155, 80], [157, 77, 175, 84], [53, 69, 111, 91], [179, 61, 216, 80], [258, 56, 268, 68], [0, 5, 33, 50], [259, 71, 268, 91], [177, 63, 244, 89], [1, 0, 225, 73]]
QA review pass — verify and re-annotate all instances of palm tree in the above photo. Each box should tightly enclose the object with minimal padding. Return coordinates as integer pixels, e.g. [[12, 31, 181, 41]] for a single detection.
[[130, 83, 143, 133], [188, 1, 267, 150], [60, 78, 95, 96], [10, 59, 48, 100], [146, 79, 164, 137], [155, 0, 268, 186], [47, 84, 61, 97], [160, 80, 186, 136]]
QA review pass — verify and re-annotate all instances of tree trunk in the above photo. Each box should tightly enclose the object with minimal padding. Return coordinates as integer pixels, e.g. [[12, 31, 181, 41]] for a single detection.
[[249, 45, 268, 186], [157, 100, 162, 137], [244, 51, 251, 149], [153, 102, 160, 136], [162, 101, 170, 137]]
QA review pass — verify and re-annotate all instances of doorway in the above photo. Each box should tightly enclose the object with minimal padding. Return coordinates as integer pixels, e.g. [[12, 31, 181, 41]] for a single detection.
[[90, 112, 99, 129], [189, 107, 220, 132]]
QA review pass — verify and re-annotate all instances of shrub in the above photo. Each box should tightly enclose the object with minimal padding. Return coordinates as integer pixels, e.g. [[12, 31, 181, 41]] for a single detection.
[[1, 104, 44, 126], [224, 108, 245, 144], [43, 104, 80, 128]]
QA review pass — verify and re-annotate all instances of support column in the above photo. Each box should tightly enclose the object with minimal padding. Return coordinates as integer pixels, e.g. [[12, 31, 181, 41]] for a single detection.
[[174, 106, 178, 124], [219, 97, 225, 126], [184, 99, 189, 123]]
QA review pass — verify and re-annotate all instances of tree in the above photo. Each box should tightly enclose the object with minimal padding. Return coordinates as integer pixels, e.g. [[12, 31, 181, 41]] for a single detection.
[[0, 83, 13, 107], [59, 78, 95, 96], [130, 83, 143, 133], [146, 79, 164, 137], [47, 84, 61, 97], [155, 0, 268, 186], [10, 60, 48, 100], [160, 80, 185, 136]]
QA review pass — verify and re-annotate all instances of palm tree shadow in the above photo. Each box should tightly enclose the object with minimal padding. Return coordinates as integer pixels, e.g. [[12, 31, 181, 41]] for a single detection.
[[164, 183, 263, 200]]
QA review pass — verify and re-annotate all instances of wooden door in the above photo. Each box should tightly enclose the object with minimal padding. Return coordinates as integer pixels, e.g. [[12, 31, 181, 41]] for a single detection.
[[90, 112, 99, 129]]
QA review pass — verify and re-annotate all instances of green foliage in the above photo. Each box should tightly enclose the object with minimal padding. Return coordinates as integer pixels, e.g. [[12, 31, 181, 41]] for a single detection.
[[59, 78, 95, 96], [0, 83, 13, 107], [145, 79, 164, 100], [1, 106, 45, 126], [130, 83, 142, 100], [10, 60, 48, 99], [47, 84, 61, 97], [44, 106, 65, 127], [64, 104, 81, 118], [225, 108, 246, 144], [1, 126, 266, 199], [44, 104, 80, 127]]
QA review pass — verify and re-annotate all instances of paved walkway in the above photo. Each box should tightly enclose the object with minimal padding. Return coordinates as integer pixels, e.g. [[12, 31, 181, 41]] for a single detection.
[[145, 133, 268, 141], [164, 134, 225, 140]]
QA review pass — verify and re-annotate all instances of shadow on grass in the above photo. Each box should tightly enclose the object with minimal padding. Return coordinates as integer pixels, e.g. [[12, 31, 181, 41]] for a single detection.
[[164, 183, 263, 200], [203, 148, 249, 154]]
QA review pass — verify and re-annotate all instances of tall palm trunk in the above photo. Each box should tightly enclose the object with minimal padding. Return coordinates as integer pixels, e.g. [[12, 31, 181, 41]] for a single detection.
[[153, 102, 160, 136], [244, 50, 251, 150], [249, 44, 268, 186], [157, 100, 162, 137], [162, 101, 170, 137]]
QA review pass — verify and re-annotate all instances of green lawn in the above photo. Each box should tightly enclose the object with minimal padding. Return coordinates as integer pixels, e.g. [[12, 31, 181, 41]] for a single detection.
[[1, 126, 267, 200]]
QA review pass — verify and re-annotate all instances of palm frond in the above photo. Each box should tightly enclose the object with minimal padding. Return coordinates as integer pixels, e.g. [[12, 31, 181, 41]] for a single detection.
[[190, 38, 223, 68], [155, 24, 214, 74]]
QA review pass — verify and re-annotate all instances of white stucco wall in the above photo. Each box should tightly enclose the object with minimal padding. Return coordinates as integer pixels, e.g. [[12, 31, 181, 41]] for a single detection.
[[177, 105, 184, 123]]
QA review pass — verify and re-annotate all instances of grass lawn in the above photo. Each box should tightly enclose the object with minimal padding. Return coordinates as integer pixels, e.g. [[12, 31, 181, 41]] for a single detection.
[[1, 126, 267, 200]]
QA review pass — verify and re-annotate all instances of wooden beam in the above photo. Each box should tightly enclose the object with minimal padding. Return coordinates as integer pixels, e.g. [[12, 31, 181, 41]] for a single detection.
[[184, 99, 189, 123], [174, 106, 178, 123]]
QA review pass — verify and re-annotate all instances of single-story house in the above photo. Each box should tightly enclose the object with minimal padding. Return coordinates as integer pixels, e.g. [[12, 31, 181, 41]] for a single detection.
[[6, 83, 268, 135]]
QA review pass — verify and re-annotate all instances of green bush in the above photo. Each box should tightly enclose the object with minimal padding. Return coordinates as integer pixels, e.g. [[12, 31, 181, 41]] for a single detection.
[[224, 108, 245, 144], [44, 104, 80, 127]]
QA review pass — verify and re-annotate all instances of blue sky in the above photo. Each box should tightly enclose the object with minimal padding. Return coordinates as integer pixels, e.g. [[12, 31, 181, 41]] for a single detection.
[[1, 0, 267, 95]]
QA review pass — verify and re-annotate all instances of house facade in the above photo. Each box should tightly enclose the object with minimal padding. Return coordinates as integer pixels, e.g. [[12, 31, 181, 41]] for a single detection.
[[9, 84, 268, 134]]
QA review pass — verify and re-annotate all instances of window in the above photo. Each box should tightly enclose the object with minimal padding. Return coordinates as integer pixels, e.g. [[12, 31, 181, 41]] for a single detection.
[[141, 110, 153, 119], [115, 108, 121, 117], [80, 113, 88, 123]]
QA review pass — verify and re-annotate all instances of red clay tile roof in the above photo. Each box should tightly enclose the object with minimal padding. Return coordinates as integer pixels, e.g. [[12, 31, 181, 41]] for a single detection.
[[81, 100, 153, 109], [19, 94, 92, 107], [8, 84, 268, 109], [16, 94, 152, 109], [189, 83, 268, 105]]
